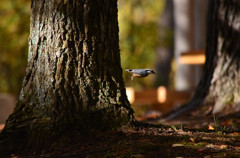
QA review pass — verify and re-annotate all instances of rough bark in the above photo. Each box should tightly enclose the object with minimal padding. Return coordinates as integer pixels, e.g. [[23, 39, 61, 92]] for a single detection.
[[209, 0, 240, 114], [167, 0, 240, 119], [0, 0, 134, 152]]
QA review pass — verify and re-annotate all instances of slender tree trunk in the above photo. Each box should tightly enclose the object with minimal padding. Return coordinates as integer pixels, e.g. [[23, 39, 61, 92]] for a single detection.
[[167, 0, 240, 119], [155, 0, 174, 87], [0, 0, 134, 152]]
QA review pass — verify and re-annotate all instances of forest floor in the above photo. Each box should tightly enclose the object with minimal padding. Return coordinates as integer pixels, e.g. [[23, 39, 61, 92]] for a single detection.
[[6, 112, 240, 158]]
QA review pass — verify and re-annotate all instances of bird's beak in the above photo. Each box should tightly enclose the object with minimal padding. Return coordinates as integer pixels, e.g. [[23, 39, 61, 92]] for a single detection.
[[152, 70, 156, 74]]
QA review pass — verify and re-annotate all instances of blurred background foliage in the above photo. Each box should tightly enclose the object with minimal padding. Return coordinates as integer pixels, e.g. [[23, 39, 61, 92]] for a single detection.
[[118, 0, 166, 89], [0, 0, 30, 95], [0, 0, 168, 95]]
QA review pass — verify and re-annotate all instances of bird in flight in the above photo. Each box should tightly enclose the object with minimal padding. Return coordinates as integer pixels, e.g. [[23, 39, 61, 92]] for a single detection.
[[125, 69, 155, 80]]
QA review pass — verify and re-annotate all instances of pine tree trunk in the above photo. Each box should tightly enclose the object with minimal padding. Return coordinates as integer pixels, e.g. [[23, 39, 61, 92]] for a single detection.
[[167, 0, 240, 119], [0, 0, 134, 151], [208, 0, 240, 114]]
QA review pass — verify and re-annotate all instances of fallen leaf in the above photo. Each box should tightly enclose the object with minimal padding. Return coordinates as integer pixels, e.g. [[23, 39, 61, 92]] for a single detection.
[[206, 144, 214, 148], [189, 138, 195, 142], [177, 130, 189, 135], [172, 144, 185, 147], [202, 137, 211, 140], [208, 125, 214, 130], [233, 146, 240, 150], [222, 120, 232, 126], [220, 145, 227, 149]]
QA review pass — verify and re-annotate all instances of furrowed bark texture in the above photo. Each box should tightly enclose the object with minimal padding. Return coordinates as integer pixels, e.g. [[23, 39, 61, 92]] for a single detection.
[[209, 0, 240, 114], [167, 0, 240, 119], [0, 0, 134, 151]]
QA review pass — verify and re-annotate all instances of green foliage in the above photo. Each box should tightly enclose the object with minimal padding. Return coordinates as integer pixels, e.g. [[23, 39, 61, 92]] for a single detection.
[[118, 0, 165, 89], [0, 0, 30, 94], [0, 0, 165, 93]]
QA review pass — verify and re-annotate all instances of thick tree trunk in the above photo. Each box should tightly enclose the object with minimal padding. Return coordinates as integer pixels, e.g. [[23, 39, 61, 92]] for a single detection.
[[0, 0, 134, 151], [208, 0, 240, 114], [167, 0, 240, 119]]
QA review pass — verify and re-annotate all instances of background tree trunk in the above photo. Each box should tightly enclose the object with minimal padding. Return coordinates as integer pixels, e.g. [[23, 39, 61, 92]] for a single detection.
[[207, 0, 240, 114], [155, 0, 174, 87], [0, 0, 134, 151], [167, 0, 240, 119]]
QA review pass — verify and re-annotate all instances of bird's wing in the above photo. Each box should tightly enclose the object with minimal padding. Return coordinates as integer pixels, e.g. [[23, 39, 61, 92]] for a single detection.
[[134, 69, 148, 76]]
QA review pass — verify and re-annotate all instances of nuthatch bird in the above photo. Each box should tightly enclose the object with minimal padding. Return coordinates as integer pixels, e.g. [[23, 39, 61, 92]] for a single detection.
[[125, 69, 155, 80]]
